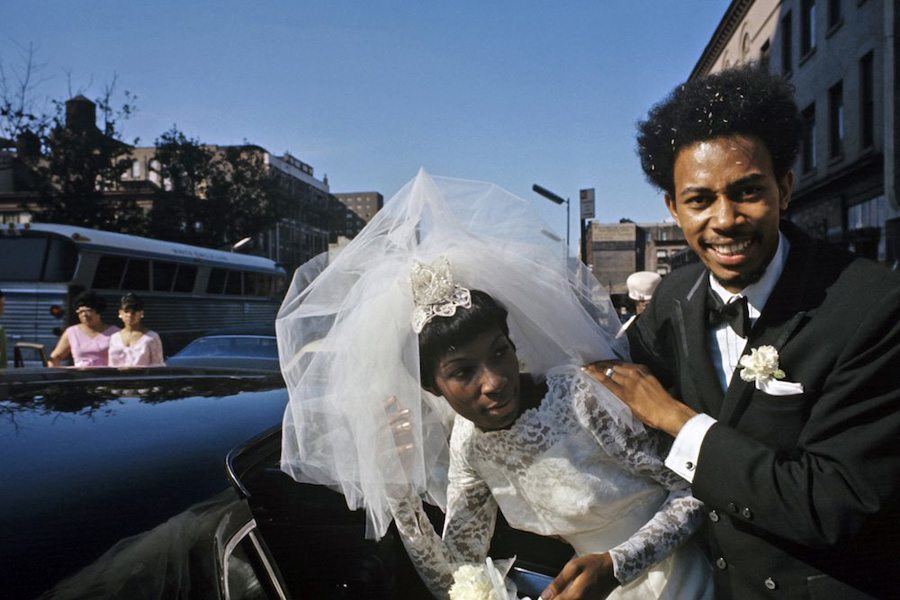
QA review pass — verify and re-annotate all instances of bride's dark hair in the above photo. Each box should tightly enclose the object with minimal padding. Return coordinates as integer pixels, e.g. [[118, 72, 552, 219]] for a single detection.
[[418, 290, 511, 388]]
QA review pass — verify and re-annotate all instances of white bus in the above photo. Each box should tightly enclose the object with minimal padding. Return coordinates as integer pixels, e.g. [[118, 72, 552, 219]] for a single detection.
[[0, 223, 286, 362]]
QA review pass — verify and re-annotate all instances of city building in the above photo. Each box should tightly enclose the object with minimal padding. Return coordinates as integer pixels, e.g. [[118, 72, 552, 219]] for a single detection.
[[333, 191, 384, 240], [0, 96, 349, 275], [691, 0, 899, 265], [638, 221, 690, 275], [588, 219, 689, 307]]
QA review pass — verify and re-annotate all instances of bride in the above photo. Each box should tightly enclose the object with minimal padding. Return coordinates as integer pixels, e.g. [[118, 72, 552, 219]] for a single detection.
[[277, 170, 712, 599]]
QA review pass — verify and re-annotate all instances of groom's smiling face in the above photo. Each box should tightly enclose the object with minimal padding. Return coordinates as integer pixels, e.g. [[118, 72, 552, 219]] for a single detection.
[[666, 134, 793, 293]]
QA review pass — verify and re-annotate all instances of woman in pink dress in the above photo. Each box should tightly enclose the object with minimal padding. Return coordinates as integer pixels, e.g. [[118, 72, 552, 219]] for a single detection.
[[47, 291, 119, 367], [108, 293, 165, 367]]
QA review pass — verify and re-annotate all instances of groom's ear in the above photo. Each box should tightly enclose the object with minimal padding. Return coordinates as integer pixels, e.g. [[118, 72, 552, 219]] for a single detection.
[[664, 193, 680, 227]]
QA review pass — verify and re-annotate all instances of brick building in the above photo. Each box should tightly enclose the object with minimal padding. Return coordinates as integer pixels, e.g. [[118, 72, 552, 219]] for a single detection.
[[691, 0, 899, 265]]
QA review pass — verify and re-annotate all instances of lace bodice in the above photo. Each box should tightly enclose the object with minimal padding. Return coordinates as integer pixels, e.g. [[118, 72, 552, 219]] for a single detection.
[[108, 330, 165, 367], [390, 366, 704, 599]]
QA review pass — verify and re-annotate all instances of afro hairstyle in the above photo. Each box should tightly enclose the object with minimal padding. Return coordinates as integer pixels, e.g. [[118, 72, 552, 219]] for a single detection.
[[636, 64, 803, 197]]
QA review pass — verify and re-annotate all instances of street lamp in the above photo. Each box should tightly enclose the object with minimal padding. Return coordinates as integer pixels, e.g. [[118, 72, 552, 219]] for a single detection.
[[532, 184, 570, 253], [231, 236, 253, 252]]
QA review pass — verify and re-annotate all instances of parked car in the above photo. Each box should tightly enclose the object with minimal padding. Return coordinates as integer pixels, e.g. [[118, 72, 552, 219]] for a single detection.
[[166, 334, 279, 372], [1, 367, 567, 599], [0, 366, 288, 599], [224, 426, 568, 599]]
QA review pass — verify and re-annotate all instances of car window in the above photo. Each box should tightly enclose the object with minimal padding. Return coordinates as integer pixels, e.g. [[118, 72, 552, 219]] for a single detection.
[[176, 336, 278, 359]]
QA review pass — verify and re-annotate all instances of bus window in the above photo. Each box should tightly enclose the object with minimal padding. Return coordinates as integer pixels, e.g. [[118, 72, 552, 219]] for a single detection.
[[245, 272, 259, 296], [43, 238, 78, 282], [173, 265, 197, 293], [254, 274, 272, 297], [224, 270, 243, 295], [93, 255, 127, 289], [153, 261, 177, 292], [122, 259, 150, 291], [207, 268, 227, 294], [0, 237, 47, 281]]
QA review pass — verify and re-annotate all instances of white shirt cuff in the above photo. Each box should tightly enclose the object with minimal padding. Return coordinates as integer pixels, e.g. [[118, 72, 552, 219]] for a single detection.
[[664, 413, 717, 482]]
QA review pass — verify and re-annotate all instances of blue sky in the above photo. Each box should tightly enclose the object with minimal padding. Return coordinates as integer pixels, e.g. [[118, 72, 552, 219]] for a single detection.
[[3, 1, 731, 248]]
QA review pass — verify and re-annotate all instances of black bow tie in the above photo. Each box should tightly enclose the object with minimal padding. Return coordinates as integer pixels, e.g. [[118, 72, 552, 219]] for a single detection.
[[707, 288, 750, 338]]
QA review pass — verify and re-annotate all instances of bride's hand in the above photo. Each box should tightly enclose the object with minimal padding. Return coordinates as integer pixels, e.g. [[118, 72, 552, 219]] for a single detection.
[[541, 552, 617, 600]]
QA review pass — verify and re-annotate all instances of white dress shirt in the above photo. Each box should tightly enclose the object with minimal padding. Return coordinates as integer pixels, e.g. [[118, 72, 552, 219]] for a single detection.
[[665, 233, 790, 481]]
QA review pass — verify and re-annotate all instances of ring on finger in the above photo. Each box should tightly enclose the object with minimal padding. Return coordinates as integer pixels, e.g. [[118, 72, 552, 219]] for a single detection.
[[604, 367, 615, 379]]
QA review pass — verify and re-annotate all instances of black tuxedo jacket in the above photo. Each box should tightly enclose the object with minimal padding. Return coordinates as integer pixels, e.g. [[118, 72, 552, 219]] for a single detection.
[[628, 223, 900, 599]]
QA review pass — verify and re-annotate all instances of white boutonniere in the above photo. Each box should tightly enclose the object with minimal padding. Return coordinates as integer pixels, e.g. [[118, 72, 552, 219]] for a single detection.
[[739, 345, 804, 395], [449, 557, 530, 600]]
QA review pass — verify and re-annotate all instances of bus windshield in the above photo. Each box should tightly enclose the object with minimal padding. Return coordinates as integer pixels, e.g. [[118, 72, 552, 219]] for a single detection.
[[0, 235, 78, 282]]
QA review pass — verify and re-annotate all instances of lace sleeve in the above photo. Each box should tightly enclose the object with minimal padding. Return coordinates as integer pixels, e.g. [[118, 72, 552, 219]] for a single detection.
[[607, 488, 704, 584], [388, 431, 498, 599], [571, 373, 704, 584], [571, 372, 686, 491]]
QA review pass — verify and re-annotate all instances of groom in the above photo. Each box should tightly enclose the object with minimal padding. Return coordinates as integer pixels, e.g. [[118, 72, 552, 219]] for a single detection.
[[546, 66, 900, 599]]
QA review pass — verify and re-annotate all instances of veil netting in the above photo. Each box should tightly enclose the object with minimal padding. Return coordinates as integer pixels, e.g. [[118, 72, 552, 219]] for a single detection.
[[277, 169, 633, 540]]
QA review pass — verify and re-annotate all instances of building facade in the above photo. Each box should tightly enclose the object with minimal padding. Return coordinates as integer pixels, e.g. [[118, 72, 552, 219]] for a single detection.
[[691, 0, 899, 265], [333, 191, 383, 240], [0, 96, 346, 275]]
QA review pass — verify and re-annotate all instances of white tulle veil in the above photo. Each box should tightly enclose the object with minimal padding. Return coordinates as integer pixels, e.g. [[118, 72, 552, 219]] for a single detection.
[[277, 169, 630, 539]]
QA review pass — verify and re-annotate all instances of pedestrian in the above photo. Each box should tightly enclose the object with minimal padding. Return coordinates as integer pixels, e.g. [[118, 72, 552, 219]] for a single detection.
[[618, 271, 662, 336], [47, 291, 119, 367], [570, 64, 899, 599], [108, 293, 165, 367]]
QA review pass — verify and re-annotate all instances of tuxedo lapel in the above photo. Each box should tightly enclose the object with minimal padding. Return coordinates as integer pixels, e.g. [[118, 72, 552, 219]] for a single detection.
[[674, 270, 724, 416], [718, 229, 816, 425]]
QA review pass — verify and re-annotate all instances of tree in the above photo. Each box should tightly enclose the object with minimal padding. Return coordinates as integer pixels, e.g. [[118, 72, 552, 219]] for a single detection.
[[31, 83, 145, 233], [147, 127, 217, 244], [1, 43, 145, 233], [148, 127, 282, 247]]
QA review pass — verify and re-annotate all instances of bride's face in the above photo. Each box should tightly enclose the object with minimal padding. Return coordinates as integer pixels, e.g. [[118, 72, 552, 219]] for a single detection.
[[429, 327, 521, 431]]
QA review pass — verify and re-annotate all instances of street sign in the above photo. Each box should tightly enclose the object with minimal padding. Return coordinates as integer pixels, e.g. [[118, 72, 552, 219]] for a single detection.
[[580, 188, 595, 220]]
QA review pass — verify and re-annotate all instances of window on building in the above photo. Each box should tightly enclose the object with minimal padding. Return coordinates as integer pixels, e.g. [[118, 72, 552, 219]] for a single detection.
[[760, 40, 771, 71], [828, 81, 844, 158], [800, 0, 816, 56], [860, 51, 875, 149], [781, 12, 793, 74], [801, 103, 817, 172], [827, 0, 841, 30], [131, 160, 142, 178]]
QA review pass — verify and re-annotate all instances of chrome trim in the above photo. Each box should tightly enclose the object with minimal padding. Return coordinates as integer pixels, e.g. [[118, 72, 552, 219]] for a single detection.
[[222, 519, 287, 600], [249, 529, 288, 600], [222, 519, 257, 600]]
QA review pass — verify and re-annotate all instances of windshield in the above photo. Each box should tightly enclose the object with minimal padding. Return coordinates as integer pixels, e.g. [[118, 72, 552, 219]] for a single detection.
[[176, 336, 279, 359], [0, 235, 78, 282]]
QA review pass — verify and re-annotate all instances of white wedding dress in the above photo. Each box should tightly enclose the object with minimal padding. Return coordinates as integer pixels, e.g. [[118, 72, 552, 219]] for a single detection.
[[391, 366, 713, 599]]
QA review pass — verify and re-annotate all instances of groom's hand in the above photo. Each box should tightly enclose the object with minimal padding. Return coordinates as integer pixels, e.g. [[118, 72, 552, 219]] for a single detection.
[[583, 361, 696, 437], [541, 552, 617, 600]]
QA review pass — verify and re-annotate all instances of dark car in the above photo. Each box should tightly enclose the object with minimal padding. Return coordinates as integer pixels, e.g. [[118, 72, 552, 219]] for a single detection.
[[0, 366, 288, 599], [166, 334, 280, 372], [224, 427, 569, 599], [2, 368, 567, 599]]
